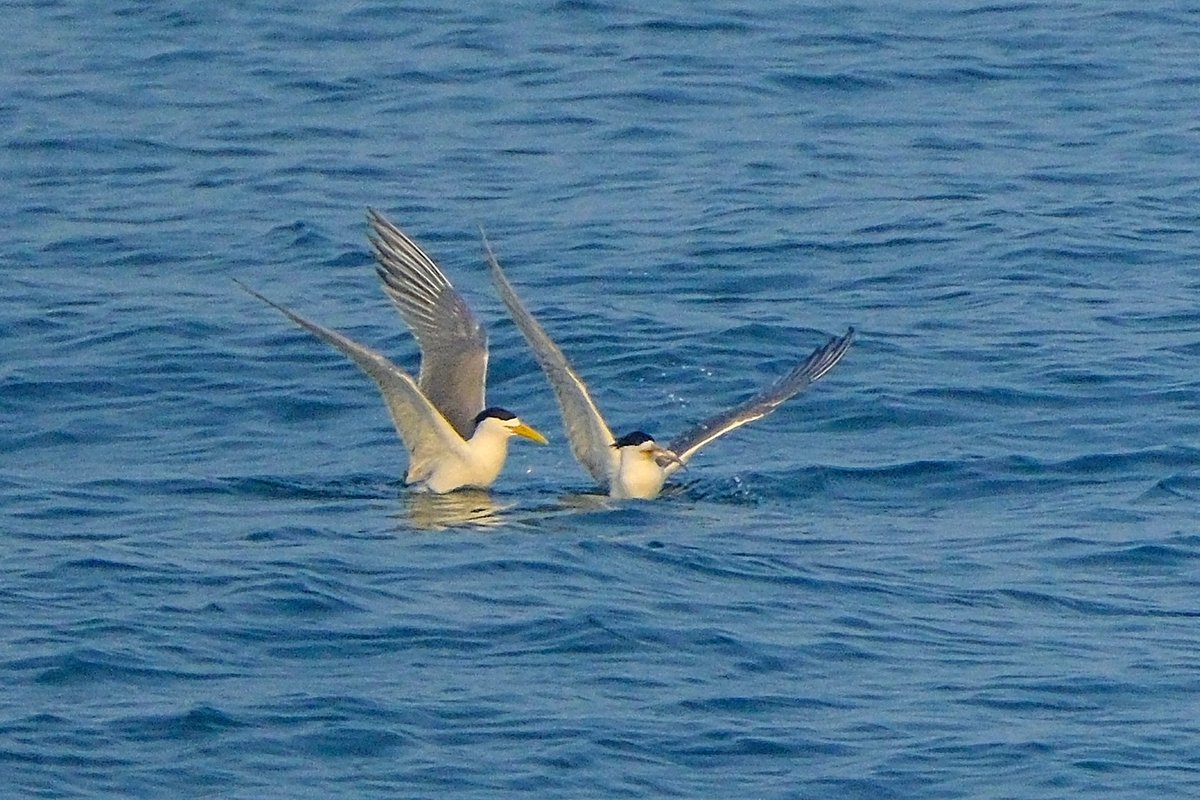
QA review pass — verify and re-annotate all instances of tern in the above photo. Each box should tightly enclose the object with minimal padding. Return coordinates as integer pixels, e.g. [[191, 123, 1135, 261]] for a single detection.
[[237, 210, 547, 494], [484, 236, 853, 499]]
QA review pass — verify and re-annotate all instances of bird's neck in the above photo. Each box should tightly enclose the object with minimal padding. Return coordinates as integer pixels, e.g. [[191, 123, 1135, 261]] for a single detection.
[[612, 452, 666, 499], [464, 425, 512, 483]]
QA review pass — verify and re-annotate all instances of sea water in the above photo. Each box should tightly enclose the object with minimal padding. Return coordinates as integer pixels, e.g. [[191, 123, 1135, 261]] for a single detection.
[[3, 2, 1200, 797]]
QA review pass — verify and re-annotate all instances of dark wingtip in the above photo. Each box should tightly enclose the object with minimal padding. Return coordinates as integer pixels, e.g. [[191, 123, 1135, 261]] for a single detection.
[[366, 208, 394, 237], [232, 277, 270, 305]]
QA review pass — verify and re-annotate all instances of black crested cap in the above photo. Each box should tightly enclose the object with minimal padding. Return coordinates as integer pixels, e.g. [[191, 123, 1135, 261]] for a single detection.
[[473, 407, 517, 427], [612, 430, 655, 448]]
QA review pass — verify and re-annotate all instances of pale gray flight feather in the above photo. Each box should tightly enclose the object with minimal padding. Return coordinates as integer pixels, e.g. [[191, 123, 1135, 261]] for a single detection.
[[234, 280, 470, 484], [483, 233, 619, 490], [663, 328, 854, 475], [367, 208, 488, 440]]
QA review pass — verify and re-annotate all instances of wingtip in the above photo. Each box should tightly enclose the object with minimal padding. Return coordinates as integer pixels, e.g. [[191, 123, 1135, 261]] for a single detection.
[[480, 231, 508, 282], [829, 326, 855, 352], [232, 276, 264, 302], [366, 207, 397, 239], [231, 278, 295, 321], [810, 327, 855, 381], [479, 226, 497, 261]]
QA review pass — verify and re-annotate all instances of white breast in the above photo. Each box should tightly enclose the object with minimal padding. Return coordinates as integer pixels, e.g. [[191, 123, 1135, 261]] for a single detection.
[[611, 450, 667, 499]]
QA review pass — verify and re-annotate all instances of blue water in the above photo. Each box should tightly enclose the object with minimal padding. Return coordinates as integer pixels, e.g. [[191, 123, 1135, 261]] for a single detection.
[[4, 1, 1200, 797]]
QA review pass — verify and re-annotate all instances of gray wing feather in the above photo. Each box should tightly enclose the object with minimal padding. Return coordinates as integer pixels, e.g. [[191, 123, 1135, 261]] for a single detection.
[[236, 280, 469, 483], [367, 209, 488, 440], [664, 328, 854, 475], [483, 233, 618, 490]]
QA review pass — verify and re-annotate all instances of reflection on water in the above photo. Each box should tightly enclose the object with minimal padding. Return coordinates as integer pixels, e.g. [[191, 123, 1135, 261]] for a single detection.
[[397, 489, 625, 532], [401, 489, 510, 532], [394, 481, 757, 533], [394, 486, 734, 533]]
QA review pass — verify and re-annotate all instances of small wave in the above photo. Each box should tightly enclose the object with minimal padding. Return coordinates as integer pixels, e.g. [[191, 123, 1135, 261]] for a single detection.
[[224, 576, 367, 619], [729, 446, 1200, 509], [616, 17, 755, 35], [288, 726, 409, 759], [111, 704, 247, 741], [15, 649, 208, 687], [1057, 542, 1200, 571], [1141, 474, 1200, 502], [995, 589, 1135, 618], [768, 71, 889, 93]]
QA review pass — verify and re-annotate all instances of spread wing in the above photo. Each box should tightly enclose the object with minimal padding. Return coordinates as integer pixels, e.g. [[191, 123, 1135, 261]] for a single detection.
[[483, 233, 618, 490], [367, 209, 488, 440], [236, 280, 469, 483], [664, 328, 854, 476]]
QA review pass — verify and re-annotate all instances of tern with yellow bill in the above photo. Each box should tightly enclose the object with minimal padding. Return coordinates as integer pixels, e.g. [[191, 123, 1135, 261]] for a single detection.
[[484, 235, 853, 499], [237, 210, 547, 494]]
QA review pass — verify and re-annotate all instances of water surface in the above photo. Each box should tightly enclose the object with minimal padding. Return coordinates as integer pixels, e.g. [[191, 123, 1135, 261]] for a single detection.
[[4, 1, 1200, 797]]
